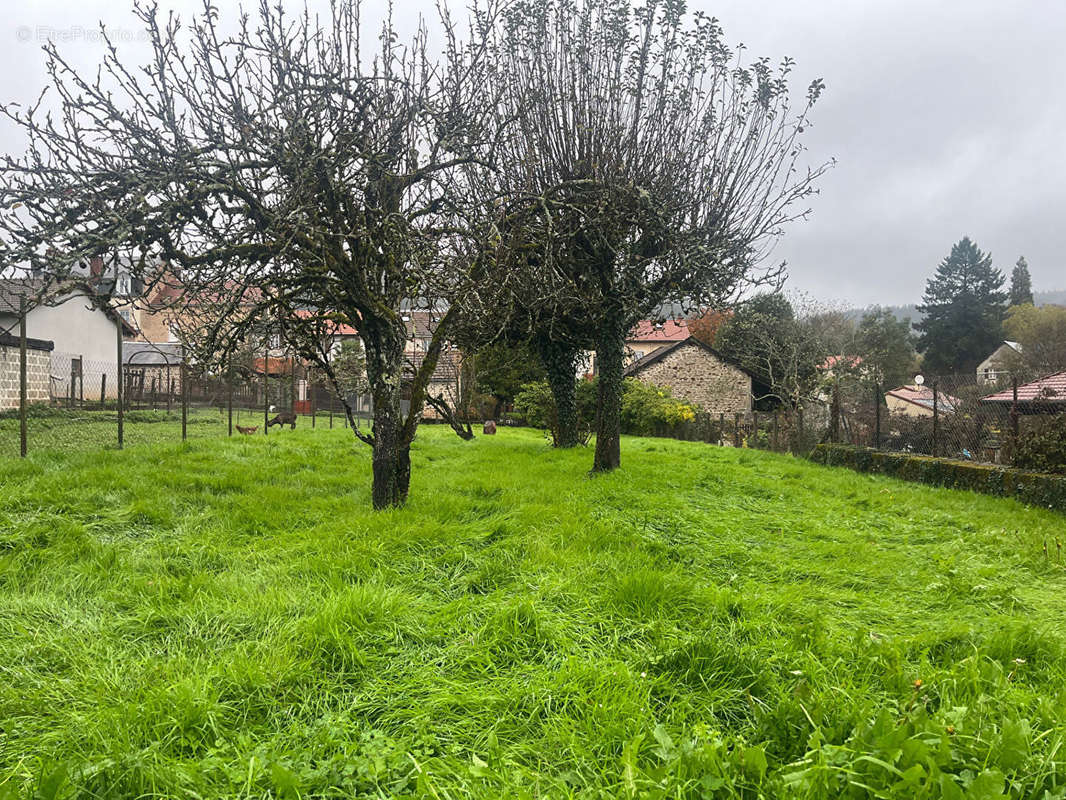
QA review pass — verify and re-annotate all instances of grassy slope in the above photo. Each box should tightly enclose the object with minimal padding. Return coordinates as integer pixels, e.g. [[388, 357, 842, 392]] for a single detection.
[[0, 427, 1064, 798]]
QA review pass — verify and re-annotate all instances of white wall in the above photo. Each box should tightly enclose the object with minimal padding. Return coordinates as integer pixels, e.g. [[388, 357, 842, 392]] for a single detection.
[[23, 294, 120, 365]]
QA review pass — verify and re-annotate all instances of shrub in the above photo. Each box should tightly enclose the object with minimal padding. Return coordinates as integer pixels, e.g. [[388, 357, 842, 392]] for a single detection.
[[1012, 414, 1066, 474], [810, 444, 1066, 513], [511, 381, 556, 430], [512, 377, 699, 437], [620, 378, 697, 435]]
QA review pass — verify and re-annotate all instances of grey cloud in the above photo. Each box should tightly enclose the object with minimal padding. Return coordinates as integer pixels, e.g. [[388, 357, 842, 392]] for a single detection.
[[2, 0, 1062, 305]]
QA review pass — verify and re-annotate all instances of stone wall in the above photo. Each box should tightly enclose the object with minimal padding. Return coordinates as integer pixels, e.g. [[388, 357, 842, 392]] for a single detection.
[[629, 340, 752, 414], [0, 343, 52, 410]]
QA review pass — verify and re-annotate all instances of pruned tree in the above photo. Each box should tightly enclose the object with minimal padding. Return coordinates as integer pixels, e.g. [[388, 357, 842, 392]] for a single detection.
[[474, 0, 830, 472], [0, 0, 501, 508]]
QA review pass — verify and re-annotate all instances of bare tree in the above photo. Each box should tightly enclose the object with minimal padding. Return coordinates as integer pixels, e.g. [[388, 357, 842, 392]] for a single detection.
[[0, 0, 500, 508], [478, 0, 830, 471]]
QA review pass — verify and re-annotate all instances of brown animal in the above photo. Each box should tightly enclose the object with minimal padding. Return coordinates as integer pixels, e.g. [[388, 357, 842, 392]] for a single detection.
[[482, 420, 497, 435], [236, 425, 258, 435], [267, 411, 297, 429]]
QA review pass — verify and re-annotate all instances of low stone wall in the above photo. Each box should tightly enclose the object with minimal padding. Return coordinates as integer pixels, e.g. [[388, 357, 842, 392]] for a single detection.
[[0, 336, 53, 410], [810, 443, 1066, 514]]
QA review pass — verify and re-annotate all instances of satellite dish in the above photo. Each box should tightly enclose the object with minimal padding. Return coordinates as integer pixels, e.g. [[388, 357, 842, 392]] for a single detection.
[[914, 374, 925, 386]]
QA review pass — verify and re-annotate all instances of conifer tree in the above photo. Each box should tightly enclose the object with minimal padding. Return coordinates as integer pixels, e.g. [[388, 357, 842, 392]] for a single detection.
[[1009, 256, 1035, 307], [914, 237, 1007, 374]]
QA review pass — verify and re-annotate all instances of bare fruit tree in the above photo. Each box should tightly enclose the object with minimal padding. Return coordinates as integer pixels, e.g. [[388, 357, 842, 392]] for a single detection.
[[479, 0, 831, 471], [0, 0, 500, 508]]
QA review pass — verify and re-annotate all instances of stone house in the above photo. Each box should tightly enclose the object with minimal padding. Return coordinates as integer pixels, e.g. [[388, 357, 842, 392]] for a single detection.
[[976, 341, 1022, 385], [623, 337, 759, 414], [0, 332, 53, 411]]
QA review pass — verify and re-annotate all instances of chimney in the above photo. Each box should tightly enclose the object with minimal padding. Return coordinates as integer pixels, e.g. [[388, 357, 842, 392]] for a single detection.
[[89, 256, 104, 281]]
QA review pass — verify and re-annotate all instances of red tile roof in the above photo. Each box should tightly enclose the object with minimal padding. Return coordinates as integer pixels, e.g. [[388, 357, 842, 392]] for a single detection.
[[820, 355, 863, 371], [885, 384, 961, 413], [629, 319, 690, 343], [253, 356, 299, 375], [982, 371, 1066, 405]]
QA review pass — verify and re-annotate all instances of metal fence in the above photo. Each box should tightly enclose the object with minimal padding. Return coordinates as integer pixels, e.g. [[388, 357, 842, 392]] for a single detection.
[[0, 333, 372, 459], [648, 373, 1060, 469]]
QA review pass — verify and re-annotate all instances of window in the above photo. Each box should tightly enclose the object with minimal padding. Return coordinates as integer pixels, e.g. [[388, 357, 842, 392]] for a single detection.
[[116, 273, 132, 296]]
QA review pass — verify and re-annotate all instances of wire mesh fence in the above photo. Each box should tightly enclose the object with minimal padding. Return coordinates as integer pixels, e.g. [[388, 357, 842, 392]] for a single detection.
[[0, 339, 374, 459], [641, 372, 1064, 469]]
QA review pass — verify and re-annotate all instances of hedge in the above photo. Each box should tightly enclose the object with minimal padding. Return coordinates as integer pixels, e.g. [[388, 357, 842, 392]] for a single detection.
[[810, 444, 1066, 513]]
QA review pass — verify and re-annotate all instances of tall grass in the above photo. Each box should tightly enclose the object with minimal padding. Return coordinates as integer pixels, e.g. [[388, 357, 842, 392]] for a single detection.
[[0, 427, 1063, 798]]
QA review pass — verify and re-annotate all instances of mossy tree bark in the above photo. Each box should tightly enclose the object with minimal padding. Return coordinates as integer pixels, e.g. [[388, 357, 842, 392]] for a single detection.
[[592, 312, 626, 472], [535, 336, 581, 448]]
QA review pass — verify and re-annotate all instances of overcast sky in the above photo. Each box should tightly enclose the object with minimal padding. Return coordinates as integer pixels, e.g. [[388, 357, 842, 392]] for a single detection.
[[1, 1, 1063, 307]]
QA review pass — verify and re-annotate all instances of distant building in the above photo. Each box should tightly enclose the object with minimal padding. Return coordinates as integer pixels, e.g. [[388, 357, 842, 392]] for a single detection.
[[623, 337, 763, 415], [981, 371, 1066, 414], [976, 341, 1022, 384], [884, 384, 960, 418], [585, 318, 691, 376], [0, 278, 135, 403]]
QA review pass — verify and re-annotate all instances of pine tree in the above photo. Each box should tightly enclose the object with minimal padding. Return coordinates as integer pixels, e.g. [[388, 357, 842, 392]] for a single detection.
[[1009, 256, 1035, 307], [914, 237, 1007, 374]]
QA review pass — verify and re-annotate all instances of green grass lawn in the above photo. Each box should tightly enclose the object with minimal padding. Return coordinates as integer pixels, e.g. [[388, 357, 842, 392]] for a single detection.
[[1, 426, 1064, 798]]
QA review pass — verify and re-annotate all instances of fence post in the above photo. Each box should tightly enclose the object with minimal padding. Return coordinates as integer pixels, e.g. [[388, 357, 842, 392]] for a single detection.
[[310, 369, 316, 428], [290, 349, 297, 416], [718, 412, 724, 446], [227, 358, 234, 437], [733, 412, 741, 448], [932, 382, 939, 457], [263, 346, 270, 435], [874, 382, 882, 449], [796, 406, 804, 452], [19, 295, 27, 458], [772, 411, 779, 451], [830, 380, 840, 444], [1010, 375, 1019, 457], [100, 373, 106, 409], [116, 323, 124, 449], [752, 410, 759, 448], [181, 344, 188, 442]]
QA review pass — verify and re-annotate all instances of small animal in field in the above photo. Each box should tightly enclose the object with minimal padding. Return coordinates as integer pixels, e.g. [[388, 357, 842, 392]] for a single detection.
[[267, 411, 297, 429], [236, 425, 258, 435], [483, 420, 497, 435]]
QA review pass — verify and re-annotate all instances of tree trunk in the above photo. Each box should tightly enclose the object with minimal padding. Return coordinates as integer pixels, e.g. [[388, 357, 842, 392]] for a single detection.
[[371, 399, 412, 509], [361, 321, 412, 510], [536, 337, 580, 448], [592, 314, 626, 472]]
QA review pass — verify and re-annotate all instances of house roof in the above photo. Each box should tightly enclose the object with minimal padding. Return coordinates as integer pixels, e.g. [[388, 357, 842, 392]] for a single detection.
[[624, 336, 757, 379], [0, 277, 41, 315], [885, 384, 961, 413], [981, 371, 1066, 405], [0, 277, 137, 336], [0, 331, 54, 351], [253, 356, 299, 375], [628, 319, 690, 343], [820, 354, 863, 371], [124, 342, 183, 367]]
